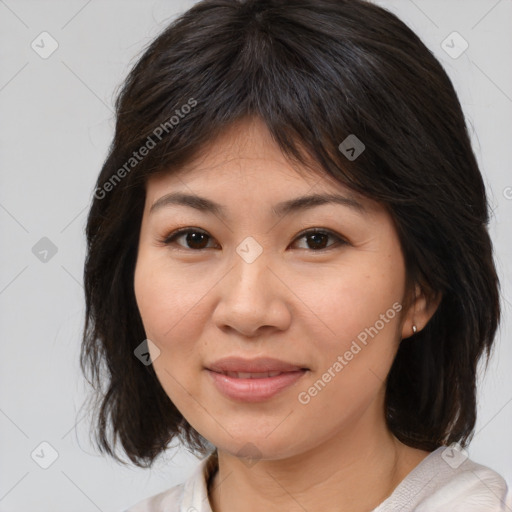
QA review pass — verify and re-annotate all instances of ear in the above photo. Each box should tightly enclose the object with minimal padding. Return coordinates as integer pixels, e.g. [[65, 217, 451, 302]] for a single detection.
[[401, 283, 442, 339]]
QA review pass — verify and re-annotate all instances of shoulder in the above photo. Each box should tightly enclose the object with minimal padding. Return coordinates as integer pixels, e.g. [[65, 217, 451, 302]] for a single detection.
[[123, 451, 217, 512], [124, 482, 186, 512], [418, 460, 510, 511], [417, 453, 511, 512], [375, 446, 511, 512]]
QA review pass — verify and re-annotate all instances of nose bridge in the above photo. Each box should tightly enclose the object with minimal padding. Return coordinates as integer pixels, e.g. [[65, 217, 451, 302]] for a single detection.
[[230, 236, 272, 300], [212, 236, 291, 335]]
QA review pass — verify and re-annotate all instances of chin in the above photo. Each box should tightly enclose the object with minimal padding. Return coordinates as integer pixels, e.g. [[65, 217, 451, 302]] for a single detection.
[[208, 430, 306, 462]]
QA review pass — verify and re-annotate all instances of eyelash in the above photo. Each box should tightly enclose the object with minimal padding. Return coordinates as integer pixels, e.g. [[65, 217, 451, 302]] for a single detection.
[[158, 227, 349, 252]]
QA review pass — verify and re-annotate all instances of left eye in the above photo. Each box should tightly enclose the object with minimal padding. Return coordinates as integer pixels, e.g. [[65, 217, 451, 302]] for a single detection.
[[292, 229, 347, 250], [160, 228, 347, 251]]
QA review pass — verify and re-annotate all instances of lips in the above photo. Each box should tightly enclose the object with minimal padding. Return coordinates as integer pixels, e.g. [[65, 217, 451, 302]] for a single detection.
[[207, 356, 307, 374], [205, 357, 309, 402], [222, 371, 284, 379]]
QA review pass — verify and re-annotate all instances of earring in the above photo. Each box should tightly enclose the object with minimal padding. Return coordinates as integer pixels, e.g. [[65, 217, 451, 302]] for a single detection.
[[412, 325, 417, 334]]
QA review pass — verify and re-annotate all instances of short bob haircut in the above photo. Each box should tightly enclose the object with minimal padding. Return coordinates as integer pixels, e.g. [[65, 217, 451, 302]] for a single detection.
[[81, 0, 500, 468]]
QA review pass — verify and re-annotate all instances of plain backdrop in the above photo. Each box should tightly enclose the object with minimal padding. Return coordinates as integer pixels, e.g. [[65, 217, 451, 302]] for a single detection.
[[0, 0, 511, 510]]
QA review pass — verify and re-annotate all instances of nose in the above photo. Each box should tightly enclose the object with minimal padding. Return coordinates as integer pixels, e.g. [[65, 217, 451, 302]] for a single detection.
[[211, 248, 292, 338]]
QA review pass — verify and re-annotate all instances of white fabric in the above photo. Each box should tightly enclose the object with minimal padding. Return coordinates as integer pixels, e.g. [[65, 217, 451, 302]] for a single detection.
[[124, 446, 511, 512]]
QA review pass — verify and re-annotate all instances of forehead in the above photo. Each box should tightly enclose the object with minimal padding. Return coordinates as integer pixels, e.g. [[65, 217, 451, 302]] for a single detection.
[[145, 116, 366, 204], [150, 117, 315, 185]]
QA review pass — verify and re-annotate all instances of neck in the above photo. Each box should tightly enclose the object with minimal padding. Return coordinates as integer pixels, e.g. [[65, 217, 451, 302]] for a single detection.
[[208, 411, 429, 512]]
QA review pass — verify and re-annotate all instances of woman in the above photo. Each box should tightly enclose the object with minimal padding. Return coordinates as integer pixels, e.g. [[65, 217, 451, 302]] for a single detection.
[[81, 0, 511, 510]]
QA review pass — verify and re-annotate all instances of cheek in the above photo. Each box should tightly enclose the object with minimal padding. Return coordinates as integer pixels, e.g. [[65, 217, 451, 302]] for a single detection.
[[133, 254, 211, 413], [301, 260, 402, 345], [133, 254, 208, 355], [297, 257, 404, 407], [296, 273, 402, 420]]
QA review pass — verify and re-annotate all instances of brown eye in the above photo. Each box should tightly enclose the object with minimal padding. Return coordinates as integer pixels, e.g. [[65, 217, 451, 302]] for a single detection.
[[160, 227, 348, 252], [292, 229, 347, 251], [163, 228, 217, 250]]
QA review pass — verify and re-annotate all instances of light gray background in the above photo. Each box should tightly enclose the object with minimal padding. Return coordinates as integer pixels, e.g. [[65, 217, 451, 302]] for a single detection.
[[1, 1, 511, 511]]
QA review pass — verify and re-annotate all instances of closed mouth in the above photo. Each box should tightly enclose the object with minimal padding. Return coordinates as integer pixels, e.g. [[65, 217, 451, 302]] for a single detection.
[[206, 356, 309, 375], [217, 370, 303, 379]]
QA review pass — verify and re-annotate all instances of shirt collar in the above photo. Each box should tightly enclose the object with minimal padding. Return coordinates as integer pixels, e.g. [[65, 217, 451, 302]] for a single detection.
[[179, 449, 218, 512]]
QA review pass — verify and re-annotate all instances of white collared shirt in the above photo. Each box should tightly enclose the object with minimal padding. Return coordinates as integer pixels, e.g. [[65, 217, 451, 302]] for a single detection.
[[124, 446, 511, 512]]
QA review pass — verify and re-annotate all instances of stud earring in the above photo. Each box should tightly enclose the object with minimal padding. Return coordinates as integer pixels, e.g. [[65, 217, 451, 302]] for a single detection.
[[412, 325, 417, 334]]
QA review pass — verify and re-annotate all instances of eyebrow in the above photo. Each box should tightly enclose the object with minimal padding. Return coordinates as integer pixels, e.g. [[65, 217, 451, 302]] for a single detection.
[[149, 191, 367, 219]]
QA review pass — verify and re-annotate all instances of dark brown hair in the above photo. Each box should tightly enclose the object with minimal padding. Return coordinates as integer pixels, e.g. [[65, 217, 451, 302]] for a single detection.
[[80, 0, 500, 467]]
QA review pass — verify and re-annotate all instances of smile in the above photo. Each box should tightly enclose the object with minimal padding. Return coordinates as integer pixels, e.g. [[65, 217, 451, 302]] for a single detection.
[[221, 371, 284, 378], [206, 368, 307, 402]]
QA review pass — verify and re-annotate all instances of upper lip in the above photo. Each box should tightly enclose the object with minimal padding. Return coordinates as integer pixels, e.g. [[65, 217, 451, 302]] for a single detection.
[[206, 357, 308, 373]]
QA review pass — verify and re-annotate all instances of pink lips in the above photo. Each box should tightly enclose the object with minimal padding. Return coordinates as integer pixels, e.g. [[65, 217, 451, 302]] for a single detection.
[[205, 357, 308, 402]]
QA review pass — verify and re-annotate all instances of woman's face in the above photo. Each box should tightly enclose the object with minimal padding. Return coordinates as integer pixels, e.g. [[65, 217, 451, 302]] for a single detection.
[[134, 117, 418, 460]]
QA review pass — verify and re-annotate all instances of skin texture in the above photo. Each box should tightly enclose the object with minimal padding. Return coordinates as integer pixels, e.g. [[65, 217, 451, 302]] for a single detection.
[[134, 117, 440, 512]]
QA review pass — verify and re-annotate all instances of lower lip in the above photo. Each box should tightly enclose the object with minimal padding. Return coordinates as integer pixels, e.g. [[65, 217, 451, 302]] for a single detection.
[[206, 369, 307, 402]]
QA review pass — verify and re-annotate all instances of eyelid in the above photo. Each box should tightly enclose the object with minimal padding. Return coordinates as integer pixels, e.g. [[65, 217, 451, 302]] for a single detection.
[[159, 227, 217, 248], [292, 227, 348, 248], [158, 226, 349, 251]]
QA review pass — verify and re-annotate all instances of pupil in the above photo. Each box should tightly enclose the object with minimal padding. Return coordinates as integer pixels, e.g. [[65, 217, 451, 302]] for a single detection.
[[184, 232, 329, 250], [188, 232, 208, 249], [309, 233, 327, 249]]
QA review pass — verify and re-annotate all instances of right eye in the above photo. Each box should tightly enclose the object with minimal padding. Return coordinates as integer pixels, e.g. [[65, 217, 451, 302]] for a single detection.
[[159, 228, 219, 251]]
